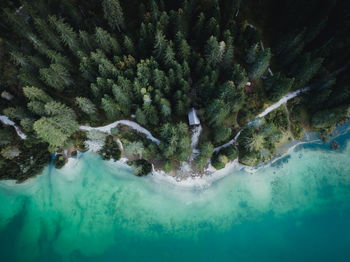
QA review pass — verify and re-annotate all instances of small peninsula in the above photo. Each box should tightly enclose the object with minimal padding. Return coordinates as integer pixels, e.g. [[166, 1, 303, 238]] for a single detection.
[[1, 0, 350, 181]]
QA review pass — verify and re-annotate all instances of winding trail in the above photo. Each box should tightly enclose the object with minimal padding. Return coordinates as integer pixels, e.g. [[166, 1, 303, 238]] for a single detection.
[[189, 124, 203, 160], [214, 87, 310, 152], [79, 120, 160, 145], [0, 115, 27, 139], [79, 86, 310, 154], [257, 87, 310, 118]]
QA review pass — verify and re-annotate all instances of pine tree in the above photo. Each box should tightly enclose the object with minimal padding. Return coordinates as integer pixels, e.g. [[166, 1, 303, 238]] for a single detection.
[[28, 101, 46, 116], [160, 98, 171, 118], [178, 39, 190, 61], [246, 43, 259, 64], [101, 95, 119, 120], [221, 32, 234, 70], [248, 48, 271, 80], [10, 51, 27, 67], [265, 73, 295, 102], [49, 16, 79, 52], [232, 64, 248, 89], [23, 86, 52, 102], [45, 50, 72, 69], [123, 36, 136, 56], [102, 0, 125, 32], [40, 64, 72, 91], [153, 69, 165, 89], [33, 17, 63, 51], [164, 42, 175, 66], [135, 108, 148, 126], [112, 84, 131, 115], [150, 0, 160, 22], [205, 36, 221, 66], [213, 126, 232, 143], [153, 30, 167, 59], [158, 11, 169, 32], [207, 17, 219, 38], [79, 30, 95, 52], [95, 27, 113, 53], [33, 102, 78, 148], [194, 12, 205, 42], [195, 142, 214, 168], [75, 97, 97, 115], [143, 103, 159, 125], [292, 53, 324, 88]]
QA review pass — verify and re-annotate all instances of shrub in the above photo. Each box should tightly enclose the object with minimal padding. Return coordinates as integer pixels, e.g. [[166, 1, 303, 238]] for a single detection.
[[99, 135, 121, 161]]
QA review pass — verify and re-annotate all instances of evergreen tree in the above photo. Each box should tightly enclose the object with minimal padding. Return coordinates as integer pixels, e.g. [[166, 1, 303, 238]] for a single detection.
[[102, 0, 125, 32], [164, 42, 175, 66], [248, 48, 271, 80], [75, 97, 97, 115], [232, 64, 248, 89], [265, 73, 295, 102], [135, 108, 148, 126], [101, 95, 119, 120], [292, 53, 324, 88], [40, 64, 72, 91], [112, 84, 131, 115], [195, 142, 214, 168], [178, 39, 191, 61], [79, 30, 95, 52], [33, 102, 78, 149], [10, 51, 27, 67], [33, 17, 63, 51], [23, 86, 52, 102], [49, 16, 79, 52], [95, 27, 113, 53], [123, 36, 136, 56], [143, 103, 159, 125], [222, 33, 234, 70], [246, 43, 259, 64], [153, 30, 167, 59], [205, 36, 221, 66], [213, 126, 232, 143]]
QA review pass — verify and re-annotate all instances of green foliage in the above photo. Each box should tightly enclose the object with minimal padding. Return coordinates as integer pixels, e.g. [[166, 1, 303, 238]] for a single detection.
[[129, 159, 152, 176], [248, 48, 271, 80], [292, 53, 324, 88], [213, 126, 232, 143], [211, 153, 228, 170], [99, 135, 121, 161], [205, 36, 221, 66], [101, 95, 119, 120], [195, 142, 214, 169], [246, 43, 259, 64], [75, 97, 97, 115], [33, 102, 78, 148], [102, 0, 125, 32], [40, 63, 72, 91], [160, 122, 191, 161], [265, 73, 295, 102], [49, 15, 79, 52], [23, 86, 52, 102], [2, 0, 350, 178]]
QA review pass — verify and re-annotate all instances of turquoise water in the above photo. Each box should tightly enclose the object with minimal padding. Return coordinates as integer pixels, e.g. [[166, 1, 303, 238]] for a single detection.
[[1, 126, 350, 262]]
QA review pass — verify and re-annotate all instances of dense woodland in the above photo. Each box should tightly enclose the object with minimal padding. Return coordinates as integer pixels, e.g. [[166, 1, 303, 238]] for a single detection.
[[0, 0, 350, 180]]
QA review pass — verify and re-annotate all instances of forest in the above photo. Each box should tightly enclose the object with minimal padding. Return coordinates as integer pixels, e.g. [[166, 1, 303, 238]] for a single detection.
[[0, 0, 350, 180]]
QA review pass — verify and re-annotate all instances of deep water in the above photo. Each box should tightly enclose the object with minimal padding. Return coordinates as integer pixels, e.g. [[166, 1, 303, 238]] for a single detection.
[[1, 125, 350, 262]]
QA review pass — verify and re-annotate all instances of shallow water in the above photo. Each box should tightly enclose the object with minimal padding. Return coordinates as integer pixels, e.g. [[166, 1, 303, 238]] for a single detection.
[[1, 125, 350, 262]]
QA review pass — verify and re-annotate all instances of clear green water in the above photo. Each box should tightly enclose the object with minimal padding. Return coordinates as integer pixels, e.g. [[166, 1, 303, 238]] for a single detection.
[[1, 126, 350, 262]]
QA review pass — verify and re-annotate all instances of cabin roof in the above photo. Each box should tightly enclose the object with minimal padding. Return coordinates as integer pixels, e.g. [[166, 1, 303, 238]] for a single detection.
[[188, 108, 200, 126]]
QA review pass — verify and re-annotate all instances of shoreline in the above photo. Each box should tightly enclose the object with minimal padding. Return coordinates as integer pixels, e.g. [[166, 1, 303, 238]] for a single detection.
[[2, 121, 349, 187]]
